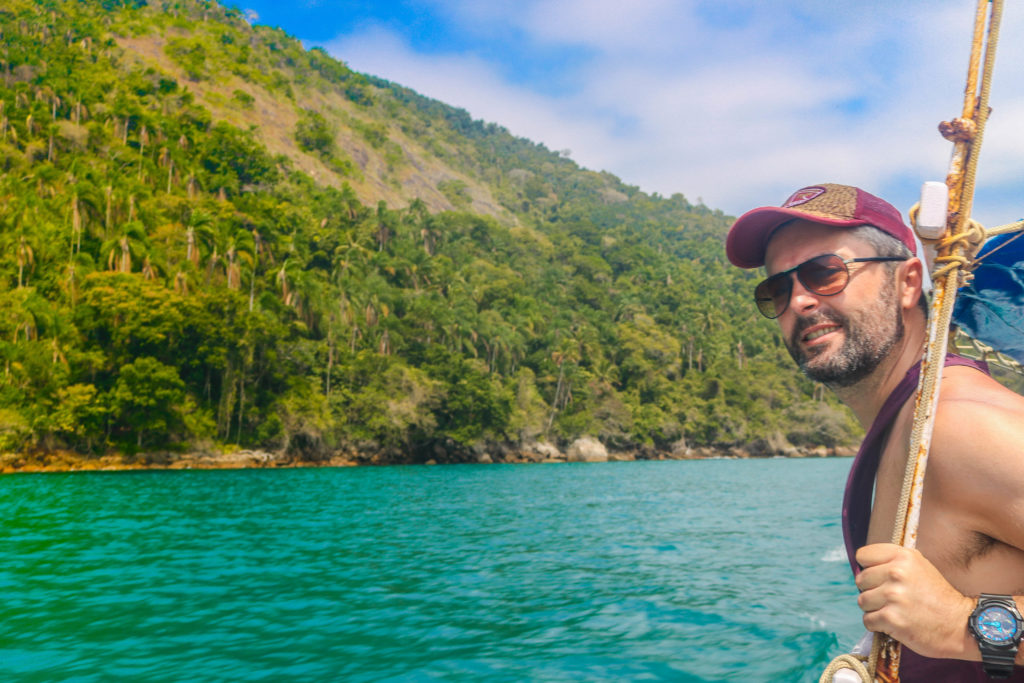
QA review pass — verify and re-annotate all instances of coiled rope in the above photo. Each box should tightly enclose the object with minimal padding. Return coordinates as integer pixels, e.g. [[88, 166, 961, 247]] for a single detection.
[[820, 654, 872, 683], [820, 1, 1005, 680]]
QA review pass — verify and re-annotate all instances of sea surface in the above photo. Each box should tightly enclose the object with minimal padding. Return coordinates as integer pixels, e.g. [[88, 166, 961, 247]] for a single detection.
[[0, 459, 865, 682]]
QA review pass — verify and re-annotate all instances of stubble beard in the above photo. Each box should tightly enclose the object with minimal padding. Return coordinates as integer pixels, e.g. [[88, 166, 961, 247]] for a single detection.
[[784, 284, 905, 389]]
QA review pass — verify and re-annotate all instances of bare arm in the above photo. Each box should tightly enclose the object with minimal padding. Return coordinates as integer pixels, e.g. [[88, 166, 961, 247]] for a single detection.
[[855, 543, 1024, 663], [855, 378, 1024, 663]]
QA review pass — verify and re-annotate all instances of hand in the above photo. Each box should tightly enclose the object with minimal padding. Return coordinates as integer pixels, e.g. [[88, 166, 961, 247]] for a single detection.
[[854, 543, 976, 660]]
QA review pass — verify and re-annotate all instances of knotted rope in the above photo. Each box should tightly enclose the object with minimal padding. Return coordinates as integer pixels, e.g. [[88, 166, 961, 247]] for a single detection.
[[820, 655, 872, 683], [820, 1, 1004, 680]]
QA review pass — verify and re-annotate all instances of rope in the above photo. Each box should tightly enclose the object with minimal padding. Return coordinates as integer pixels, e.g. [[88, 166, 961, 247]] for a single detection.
[[965, 222, 1024, 277], [898, 0, 1003, 548], [956, 331, 1024, 376], [820, 2, 1005, 680], [873, 1, 1004, 679], [819, 655, 872, 683], [930, 219, 986, 281], [986, 219, 1024, 238]]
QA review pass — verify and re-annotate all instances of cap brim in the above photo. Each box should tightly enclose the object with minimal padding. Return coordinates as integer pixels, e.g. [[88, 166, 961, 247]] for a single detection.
[[725, 206, 867, 269]]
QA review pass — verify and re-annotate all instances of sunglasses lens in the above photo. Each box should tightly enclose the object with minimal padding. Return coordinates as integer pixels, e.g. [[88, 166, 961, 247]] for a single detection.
[[799, 255, 849, 295], [754, 274, 791, 319], [754, 254, 853, 319]]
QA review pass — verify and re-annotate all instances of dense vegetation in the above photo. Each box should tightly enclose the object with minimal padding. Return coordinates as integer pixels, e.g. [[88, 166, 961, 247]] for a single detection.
[[0, 0, 861, 463]]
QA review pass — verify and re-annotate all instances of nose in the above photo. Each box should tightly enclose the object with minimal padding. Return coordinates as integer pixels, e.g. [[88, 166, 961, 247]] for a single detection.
[[787, 275, 821, 315]]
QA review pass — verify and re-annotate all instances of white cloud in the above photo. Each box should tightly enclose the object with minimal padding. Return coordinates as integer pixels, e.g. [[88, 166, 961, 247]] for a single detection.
[[318, 1, 1023, 228], [517, 0, 689, 52], [320, 26, 612, 157]]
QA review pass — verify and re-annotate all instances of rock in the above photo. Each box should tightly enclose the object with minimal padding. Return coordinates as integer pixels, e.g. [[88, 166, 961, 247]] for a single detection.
[[669, 438, 690, 458], [727, 446, 750, 459], [608, 451, 635, 462], [635, 445, 658, 461], [523, 441, 563, 462], [477, 452, 494, 464], [566, 436, 608, 463]]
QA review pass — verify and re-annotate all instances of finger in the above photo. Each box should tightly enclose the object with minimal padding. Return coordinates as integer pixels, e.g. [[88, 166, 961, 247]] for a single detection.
[[855, 542, 902, 568], [854, 564, 891, 593], [856, 586, 890, 613], [861, 608, 895, 638]]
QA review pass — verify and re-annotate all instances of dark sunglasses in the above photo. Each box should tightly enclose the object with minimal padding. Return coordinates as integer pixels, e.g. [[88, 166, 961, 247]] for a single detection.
[[754, 254, 907, 319]]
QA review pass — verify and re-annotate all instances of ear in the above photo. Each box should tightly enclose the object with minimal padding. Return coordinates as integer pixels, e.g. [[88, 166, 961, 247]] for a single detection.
[[899, 257, 926, 311]]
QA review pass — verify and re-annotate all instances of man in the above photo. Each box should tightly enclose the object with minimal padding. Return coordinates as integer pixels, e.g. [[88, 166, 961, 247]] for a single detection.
[[726, 183, 1024, 680]]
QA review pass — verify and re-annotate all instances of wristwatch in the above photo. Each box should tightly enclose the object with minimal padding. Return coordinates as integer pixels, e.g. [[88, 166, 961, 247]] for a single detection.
[[968, 594, 1024, 679]]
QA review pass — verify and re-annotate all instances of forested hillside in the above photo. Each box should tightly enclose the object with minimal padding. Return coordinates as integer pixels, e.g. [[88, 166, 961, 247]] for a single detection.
[[0, 0, 861, 465]]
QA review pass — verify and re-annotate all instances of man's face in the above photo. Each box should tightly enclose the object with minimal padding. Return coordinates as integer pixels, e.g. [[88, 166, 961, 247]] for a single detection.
[[763, 221, 904, 388]]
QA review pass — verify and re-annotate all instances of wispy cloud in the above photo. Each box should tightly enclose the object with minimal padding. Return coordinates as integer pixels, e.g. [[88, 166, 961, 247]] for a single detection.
[[316, 1, 1023, 226]]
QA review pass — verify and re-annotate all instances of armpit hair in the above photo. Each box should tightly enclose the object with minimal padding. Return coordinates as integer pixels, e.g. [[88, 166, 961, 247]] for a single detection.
[[954, 531, 999, 570]]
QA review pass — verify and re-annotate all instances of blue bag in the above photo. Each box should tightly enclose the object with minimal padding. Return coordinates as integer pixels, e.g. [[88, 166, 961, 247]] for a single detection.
[[952, 230, 1024, 364]]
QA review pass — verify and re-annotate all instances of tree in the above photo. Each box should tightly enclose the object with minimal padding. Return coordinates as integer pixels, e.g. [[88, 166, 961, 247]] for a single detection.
[[294, 108, 335, 158], [100, 220, 148, 273], [0, 0, 852, 463], [109, 356, 187, 449], [219, 225, 254, 290], [16, 234, 35, 288]]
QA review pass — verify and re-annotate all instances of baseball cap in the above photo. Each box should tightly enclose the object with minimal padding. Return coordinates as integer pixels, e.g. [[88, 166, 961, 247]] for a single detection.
[[725, 183, 917, 269]]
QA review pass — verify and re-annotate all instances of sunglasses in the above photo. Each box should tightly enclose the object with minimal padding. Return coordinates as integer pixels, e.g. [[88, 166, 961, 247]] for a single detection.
[[754, 254, 907, 319]]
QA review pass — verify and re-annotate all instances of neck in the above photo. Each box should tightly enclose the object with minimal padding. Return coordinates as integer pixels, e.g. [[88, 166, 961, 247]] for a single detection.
[[830, 316, 928, 429]]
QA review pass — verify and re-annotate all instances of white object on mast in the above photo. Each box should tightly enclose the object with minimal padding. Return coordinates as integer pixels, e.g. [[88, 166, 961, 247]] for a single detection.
[[916, 181, 949, 239], [914, 181, 949, 275]]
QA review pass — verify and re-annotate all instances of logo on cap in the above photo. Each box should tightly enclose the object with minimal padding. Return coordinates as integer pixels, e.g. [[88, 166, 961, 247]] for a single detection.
[[783, 186, 826, 208]]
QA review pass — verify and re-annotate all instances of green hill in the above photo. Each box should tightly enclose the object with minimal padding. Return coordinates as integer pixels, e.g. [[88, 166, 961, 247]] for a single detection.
[[0, 0, 860, 466]]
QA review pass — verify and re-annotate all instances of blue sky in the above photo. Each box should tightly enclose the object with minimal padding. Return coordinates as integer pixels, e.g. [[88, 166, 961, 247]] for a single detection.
[[235, 1, 1023, 228]]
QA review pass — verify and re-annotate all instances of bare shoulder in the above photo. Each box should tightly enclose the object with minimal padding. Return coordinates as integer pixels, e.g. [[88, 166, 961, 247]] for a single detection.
[[928, 365, 1024, 532], [935, 364, 1024, 428]]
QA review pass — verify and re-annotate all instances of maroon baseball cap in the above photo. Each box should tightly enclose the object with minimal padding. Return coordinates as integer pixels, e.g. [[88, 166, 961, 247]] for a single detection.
[[725, 183, 916, 269]]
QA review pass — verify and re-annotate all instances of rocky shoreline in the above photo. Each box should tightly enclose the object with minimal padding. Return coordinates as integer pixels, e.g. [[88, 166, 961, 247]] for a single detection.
[[0, 436, 856, 475]]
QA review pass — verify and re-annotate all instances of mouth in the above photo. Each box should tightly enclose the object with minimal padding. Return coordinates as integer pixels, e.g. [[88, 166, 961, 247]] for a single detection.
[[802, 324, 841, 344]]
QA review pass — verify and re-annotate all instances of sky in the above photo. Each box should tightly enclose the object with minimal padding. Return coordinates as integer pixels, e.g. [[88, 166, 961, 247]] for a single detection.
[[234, 0, 1023, 228]]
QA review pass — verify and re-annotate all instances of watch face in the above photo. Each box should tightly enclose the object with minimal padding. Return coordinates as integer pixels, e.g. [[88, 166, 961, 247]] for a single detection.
[[977, 605, 1020, 644]]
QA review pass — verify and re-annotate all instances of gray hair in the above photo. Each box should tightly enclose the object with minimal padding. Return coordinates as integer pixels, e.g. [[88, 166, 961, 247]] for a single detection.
[[847, 225, 914, 260], [848, 225, 927, 315]]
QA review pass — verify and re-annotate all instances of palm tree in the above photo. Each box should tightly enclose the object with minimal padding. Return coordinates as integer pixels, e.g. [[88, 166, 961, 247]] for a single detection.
[[69, 192, 82, 257], [104, 184, 113, 234], [222, 227, 255, 290], [338, 182, 363, 222], [248, 229, 263, 312], [334, 234, 370, 277], [16, 234, 34, 288], [545, 336, 582, 433], [337, 292, 361, 352], [67, 187, 98, 264], [184, 208, 215, 268], [101, 220, 148, 273], [404, 199, 441, 256], [28, 161, 62, 199], [374, 201, 395, 252], [277, 257, 318, 325], [137, 124, 148, 181], [61, 251, 95, 308], [140, 254, 161, 281], [158, 146, 174, 193]]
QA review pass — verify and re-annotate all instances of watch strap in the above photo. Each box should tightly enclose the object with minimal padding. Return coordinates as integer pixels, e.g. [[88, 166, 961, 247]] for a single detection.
[[973, 594, 1023, 679], [981, 649, 1017, 679]]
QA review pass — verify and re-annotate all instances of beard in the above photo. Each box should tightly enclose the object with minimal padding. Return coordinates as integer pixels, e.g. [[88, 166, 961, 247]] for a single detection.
[[784, 284, 904, 388]]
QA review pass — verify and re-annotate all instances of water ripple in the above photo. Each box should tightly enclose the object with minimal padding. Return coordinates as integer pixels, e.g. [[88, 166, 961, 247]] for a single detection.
[[0, 460, 861, 681]]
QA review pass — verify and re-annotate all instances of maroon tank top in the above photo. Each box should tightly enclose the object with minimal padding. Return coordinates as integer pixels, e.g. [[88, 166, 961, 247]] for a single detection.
[[841, 353, 1024, 681]]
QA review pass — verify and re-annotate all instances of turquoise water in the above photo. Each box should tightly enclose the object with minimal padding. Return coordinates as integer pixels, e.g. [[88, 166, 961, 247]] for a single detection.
[[0, 459, 863, 682]]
